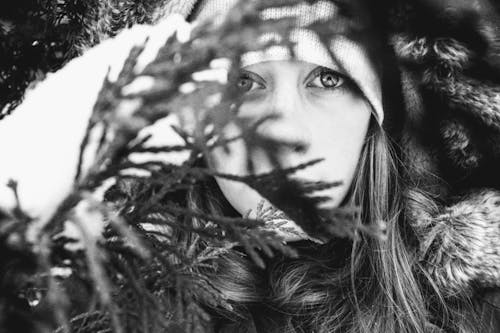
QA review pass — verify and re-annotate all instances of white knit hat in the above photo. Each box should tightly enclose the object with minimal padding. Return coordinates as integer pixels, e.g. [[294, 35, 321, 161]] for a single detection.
[[191, 0, 384, 124]]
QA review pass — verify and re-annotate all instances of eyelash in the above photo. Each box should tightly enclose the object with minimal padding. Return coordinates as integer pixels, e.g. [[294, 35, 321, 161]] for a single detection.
[[236, 66, 346, 93], [306, 67, 345, 90], [237, 72, 265, 93]]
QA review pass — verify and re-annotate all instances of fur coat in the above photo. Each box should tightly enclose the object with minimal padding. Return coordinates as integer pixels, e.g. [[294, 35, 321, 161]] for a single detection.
[[390, 0, 500, 297]]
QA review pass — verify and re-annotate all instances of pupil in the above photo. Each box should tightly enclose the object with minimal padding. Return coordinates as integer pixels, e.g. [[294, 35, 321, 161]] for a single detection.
[[238, 77, 252, 91], [321, 73, 338, 87]]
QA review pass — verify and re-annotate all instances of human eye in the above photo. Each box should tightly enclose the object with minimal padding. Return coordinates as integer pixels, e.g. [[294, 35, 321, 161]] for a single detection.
[[306, 67, 345, 90], [236, 70, 266, 93]]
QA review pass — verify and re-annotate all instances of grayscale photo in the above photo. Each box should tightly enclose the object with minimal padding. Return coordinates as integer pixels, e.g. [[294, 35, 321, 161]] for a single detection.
[[1, 0, 499, 332]]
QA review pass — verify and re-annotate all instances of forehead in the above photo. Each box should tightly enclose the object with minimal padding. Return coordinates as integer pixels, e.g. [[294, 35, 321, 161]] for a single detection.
[[242, 60, 342, 76], [243, 60, 314, 72]]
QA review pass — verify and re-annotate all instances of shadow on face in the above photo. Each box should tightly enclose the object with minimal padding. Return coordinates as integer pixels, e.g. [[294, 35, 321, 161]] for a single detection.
[[207, 60, 373, 240]]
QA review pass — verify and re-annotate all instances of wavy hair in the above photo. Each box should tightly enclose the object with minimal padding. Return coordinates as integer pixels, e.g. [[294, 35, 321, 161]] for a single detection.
[[185, 121, 485, 333]]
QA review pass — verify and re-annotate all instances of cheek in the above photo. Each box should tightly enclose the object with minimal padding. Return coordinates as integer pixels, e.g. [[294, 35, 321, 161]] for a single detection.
[[295, 93, 372, 207], [206, 123, 265, 216], [206, 92, 372, 214], [206, 100, 272, 177]]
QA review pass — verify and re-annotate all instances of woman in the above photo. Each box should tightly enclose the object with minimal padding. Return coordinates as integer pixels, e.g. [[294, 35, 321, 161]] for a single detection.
[[182, 1, 486, 332], [0, 0, 498, 332]]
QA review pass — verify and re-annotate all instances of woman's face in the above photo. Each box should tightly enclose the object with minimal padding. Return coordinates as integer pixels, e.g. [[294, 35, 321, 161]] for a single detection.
[[207, 60, 372, 238]]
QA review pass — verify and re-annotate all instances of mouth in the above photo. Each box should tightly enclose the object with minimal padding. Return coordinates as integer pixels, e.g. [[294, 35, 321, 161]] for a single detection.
[[286, 175, 344, 208]]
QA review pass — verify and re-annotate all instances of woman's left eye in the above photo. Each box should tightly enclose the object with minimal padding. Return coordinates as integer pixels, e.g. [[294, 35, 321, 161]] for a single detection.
[[307, 68, 345, 90]]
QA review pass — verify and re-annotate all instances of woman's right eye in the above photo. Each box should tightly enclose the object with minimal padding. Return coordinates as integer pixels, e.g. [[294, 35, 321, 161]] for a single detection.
[[236, 72, 265, 93]]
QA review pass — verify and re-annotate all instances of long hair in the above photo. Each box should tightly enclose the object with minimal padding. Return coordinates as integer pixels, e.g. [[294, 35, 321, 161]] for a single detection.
[[185, 121, 484, 333]]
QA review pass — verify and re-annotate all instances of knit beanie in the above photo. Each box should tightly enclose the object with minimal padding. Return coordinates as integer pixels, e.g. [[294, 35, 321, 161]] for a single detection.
[[191, 0, 385, 125]]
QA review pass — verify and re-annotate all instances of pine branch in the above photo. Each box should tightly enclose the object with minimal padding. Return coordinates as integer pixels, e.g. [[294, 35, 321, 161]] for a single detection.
[[1, 1, 378, 332]]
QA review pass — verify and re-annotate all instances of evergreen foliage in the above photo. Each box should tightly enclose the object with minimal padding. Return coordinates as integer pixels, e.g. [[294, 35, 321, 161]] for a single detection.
[[0, 1, 373, 332], [0, 0, 170, 118]]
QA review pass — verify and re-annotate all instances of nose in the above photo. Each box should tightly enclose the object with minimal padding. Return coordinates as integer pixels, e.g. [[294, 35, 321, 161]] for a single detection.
[[257, 83, 312, 155]]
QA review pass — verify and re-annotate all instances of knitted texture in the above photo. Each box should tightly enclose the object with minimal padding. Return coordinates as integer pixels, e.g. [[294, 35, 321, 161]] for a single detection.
[[191, 0, 385, 124]]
